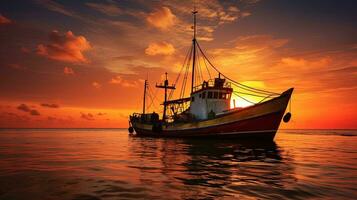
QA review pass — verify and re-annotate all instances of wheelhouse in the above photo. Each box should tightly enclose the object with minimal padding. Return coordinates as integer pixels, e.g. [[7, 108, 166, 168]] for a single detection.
[[190, 75, 233, 120]]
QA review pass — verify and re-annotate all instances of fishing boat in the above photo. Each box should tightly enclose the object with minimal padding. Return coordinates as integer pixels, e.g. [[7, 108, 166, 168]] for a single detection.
[[128, 7, 293, 140]]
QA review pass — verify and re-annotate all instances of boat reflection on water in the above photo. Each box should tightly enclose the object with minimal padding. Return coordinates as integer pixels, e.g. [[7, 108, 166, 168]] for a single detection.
[[3, 130, 352, 199], [128, 137, 298, 199]]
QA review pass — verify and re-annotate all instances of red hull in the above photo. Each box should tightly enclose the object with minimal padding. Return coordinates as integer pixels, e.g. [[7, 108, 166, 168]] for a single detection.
[[134, 111, 283, 140]]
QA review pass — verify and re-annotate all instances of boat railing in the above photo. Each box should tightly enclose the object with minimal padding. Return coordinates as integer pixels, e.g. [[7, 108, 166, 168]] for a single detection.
[[224, 81, 231, 88], [193, 79, 231, 92], [130, 112, 160, 124]]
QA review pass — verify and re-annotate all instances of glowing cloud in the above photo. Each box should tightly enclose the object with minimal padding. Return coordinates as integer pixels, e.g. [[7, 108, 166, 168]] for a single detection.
[[21, 47, 30, 53], [92, 81, 101, 89], [146, 7, 176, 30], [110, 75, 140, 88], [1, 1, 356, 129], [0, 14, 11, 24], [208, 34, 289, 73], [85, 2, 122, 16], [145, 41, 175, 56], [37, 0, 76, 17], [64, 66, 75, 75], [280, 57, 330, 68], [37, 30, 91, 63], [8, 64, 24, 70]]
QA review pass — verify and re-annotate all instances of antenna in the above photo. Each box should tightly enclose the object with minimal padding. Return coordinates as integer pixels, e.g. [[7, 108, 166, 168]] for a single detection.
[[192, 0, 197, 40], [191, 1, 198, 94]]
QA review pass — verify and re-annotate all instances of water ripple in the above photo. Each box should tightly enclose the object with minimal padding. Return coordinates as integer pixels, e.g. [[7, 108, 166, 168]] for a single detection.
[[0, 129, 356, 199]]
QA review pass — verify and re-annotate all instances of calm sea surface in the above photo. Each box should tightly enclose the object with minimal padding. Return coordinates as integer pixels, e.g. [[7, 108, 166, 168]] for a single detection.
[[0, 129, 356, 200]]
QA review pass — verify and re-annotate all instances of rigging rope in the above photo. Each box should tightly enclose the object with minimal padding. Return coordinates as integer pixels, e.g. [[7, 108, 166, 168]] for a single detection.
[[202, 50, 212, 79], [169, 45, 192, 100], [195, 49, 199, 85], [197, 49, 204, 84], [146, 85, 160, 112], [180, 45, 193, 99], [232, 92, 256, 105], [196, 41, 280, 96], [158, 40, 280, 108], [234, 91, 275, 98], [258, 94, 274, 103]]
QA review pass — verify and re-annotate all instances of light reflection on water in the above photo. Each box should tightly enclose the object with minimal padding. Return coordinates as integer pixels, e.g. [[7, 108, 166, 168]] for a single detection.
[[0, 129, 356, 199]]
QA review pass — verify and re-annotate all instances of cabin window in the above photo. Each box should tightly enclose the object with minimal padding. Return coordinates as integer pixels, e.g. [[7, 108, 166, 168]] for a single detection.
[[199, 93, 202, 98], [208, 92, 212, 99], [214, 92, 218, 99], [202, 92, 206, 99]]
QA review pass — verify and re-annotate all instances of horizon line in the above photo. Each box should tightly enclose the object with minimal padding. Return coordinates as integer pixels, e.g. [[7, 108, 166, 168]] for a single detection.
[[0, 128, 357, 130]]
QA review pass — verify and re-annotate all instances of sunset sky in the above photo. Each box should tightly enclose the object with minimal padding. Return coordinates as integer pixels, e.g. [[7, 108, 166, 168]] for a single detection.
[[0, 0, 356, 128]]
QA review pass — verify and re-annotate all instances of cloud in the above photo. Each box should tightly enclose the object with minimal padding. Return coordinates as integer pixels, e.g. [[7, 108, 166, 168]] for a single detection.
[[92, 81, 101, 89], [232, 35, 289, 50], [81, 112, 94, 120], [0, 112, 31, 125], [157, 1, 255, 41], [241, 0, 261, 4], [36, 0, 76, 17], [265, 54, 351, 93], [8, 64, 25, 70], [145, 41, 175, 56], [109, 75, 141, 87], [146, 7, 176, 30], [86, 2, 122, 16], [21, 47, 30, 53], [280, 57, 307, 67], [109, 76, 123, 84], [17, 104, 41, 116], [241, 12, 251, 17], [30, 110, 40, 116], [280, 57, 330, 68], [207, 35, 289, 75], [40, 103, 60, 108], [37, 30, 91, 63], [64, 66, 75, 75], [47, 116, 56, 121], [37, 0, 93, 24], [113, 55, 135, 61], [17, 104, 31, 112], [0, 14, 11, 24]]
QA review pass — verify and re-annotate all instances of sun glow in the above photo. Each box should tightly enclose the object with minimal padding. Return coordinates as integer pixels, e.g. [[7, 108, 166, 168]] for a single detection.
[[230, 81, 267, 109]]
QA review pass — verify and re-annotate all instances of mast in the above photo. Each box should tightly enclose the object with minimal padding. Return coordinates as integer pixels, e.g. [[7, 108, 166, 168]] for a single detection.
[[156, 72, 175, 120], [191, 6, 197, 94], [142, 79, 147, 114]]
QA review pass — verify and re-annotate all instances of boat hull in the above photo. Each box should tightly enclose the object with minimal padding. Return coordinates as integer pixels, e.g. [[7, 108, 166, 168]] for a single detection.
[[130, 88, 293, 140]]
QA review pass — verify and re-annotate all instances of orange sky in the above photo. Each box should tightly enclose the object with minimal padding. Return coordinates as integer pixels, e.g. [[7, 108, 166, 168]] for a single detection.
[[0, 0, 356, 128]]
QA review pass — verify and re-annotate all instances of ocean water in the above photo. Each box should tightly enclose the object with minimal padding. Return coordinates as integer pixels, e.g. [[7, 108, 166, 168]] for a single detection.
[[0, 129, 356, 200]]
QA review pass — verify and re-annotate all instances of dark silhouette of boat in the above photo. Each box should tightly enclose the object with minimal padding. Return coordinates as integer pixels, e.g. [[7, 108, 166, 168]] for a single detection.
[[129, 7, 293, 140]]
